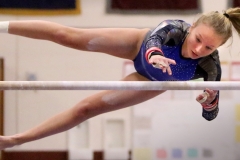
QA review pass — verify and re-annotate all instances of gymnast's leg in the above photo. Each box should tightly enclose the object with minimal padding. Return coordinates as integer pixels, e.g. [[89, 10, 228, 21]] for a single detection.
[[0, 72, 165, 149], [7, 21, 150, 60]]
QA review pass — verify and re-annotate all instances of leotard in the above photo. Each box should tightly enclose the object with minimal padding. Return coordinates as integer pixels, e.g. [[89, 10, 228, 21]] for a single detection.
[[133, 20, 221, 121]]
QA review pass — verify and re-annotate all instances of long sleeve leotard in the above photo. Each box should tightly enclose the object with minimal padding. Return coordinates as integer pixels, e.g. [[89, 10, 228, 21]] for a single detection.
[[133, 20, 221, 121]]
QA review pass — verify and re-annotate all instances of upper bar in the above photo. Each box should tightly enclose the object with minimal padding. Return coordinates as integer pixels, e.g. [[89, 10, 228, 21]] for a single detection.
[[0, 81, 238, 90]]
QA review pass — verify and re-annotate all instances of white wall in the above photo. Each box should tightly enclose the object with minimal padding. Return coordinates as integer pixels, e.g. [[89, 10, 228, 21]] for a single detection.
[[0, 0, 238, 151]]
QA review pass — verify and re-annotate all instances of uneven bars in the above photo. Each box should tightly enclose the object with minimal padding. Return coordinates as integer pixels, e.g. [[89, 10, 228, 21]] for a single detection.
[[0, 81, 239, 90]]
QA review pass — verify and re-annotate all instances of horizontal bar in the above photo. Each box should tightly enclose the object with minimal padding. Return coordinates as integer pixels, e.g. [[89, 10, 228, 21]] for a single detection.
[[0, 81, 239, 90]]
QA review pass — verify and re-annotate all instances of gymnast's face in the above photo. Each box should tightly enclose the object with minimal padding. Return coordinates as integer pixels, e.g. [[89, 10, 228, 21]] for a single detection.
[[182, 22, 223, 59]]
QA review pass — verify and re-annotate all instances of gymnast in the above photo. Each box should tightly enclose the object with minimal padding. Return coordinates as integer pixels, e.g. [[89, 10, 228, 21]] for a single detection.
[[0, 8, 240, 149]]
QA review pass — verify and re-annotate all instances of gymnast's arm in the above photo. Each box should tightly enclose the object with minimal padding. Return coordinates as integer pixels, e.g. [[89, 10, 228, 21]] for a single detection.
[[194, 52, 221, 121], [200, 89, 220, 121]]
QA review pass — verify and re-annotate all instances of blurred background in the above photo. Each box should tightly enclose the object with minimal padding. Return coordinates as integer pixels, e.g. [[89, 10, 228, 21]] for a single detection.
[[0, 0, 239, 160]]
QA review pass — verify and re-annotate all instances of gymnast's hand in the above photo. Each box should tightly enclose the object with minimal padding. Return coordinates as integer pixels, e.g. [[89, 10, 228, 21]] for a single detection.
[[0, 135, 17, 150], [196, 88, 218, 105], [149, 55, 176, 75]]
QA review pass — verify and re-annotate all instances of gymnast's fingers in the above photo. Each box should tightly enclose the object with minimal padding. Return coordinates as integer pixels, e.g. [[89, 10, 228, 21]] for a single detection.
[[196, 92, 209, 104], [162, 65, 167, 73], [166, 66, 172, 75], [167, 59, 176, 65], [205, 88, 218, 96]]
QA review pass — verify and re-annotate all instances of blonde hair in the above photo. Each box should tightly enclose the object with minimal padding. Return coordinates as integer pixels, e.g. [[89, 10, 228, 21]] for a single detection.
[[194, 7, 240, 44]]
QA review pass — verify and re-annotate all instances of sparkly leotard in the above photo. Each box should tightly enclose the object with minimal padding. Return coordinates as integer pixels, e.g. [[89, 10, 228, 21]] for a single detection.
[[133, 20, 221, 121]]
